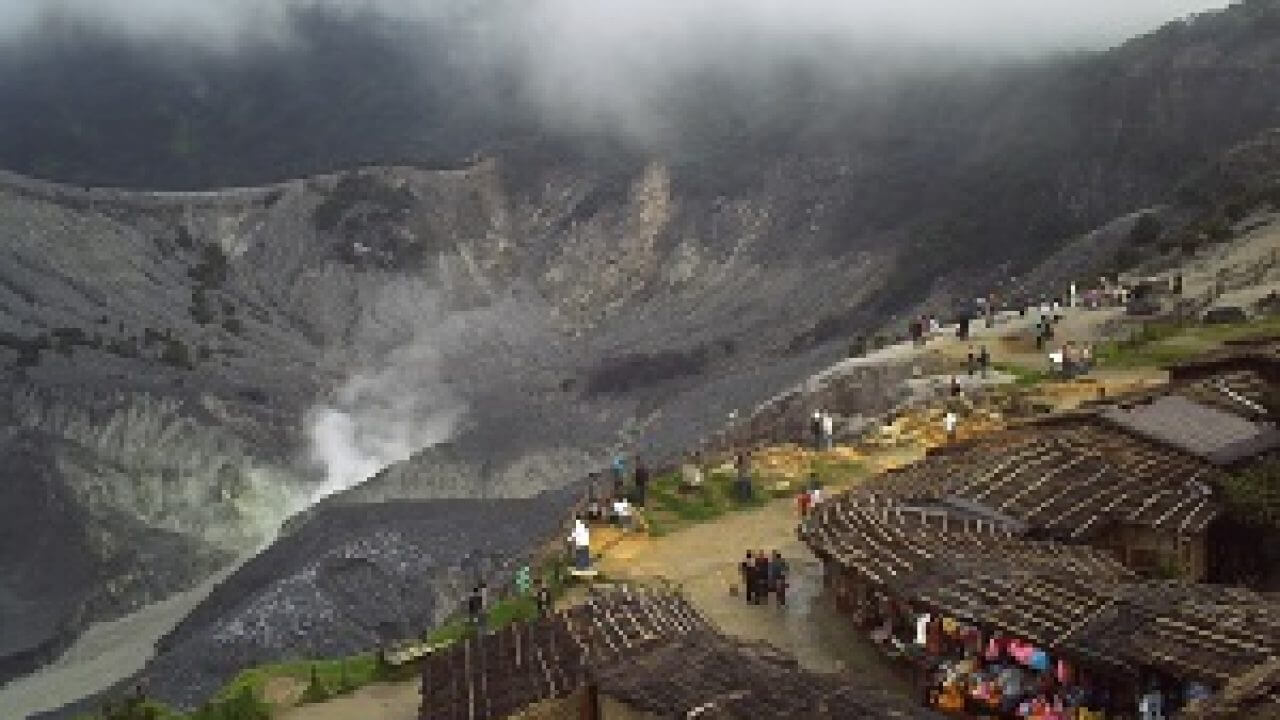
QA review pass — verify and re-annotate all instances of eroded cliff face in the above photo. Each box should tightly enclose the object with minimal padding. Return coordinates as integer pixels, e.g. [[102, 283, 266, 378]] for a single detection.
[[0, 153, 907, 685]]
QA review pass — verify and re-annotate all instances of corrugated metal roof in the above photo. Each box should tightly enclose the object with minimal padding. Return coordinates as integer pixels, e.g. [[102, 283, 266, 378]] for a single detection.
[[1102, 395, 1278, 465]]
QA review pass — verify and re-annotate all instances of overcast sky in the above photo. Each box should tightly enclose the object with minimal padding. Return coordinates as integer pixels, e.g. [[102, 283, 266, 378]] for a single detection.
[[0, 0, 1234, 49], [0, 0, 1238, 149]]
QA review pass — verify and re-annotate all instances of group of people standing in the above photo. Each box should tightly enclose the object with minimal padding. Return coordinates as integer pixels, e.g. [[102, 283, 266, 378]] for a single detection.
[[909, 315, 942, 346], [739, 550, 790, 606]]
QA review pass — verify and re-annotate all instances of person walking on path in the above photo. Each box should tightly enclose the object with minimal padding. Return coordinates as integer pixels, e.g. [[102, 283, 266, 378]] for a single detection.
[[754, 550, 771, 605], [771, 551, 789, 607], [944, 411, 958, 442], [820, 411, 834, 451], [978, 345, 990, 379], [810, 411, 823, 451], [740, 551, 756, 603], [797, 486, 812, 518], [633, 458, 650, 507], [569, 516, 591, 571], [966, 348, 977, 376]]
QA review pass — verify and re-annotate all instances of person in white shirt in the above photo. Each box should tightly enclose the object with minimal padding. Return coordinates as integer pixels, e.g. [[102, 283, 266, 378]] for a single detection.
[[820, 411, 835, 451], [569, 517, 591, 570], [943, 412, 958, 441], [612, 498, 634, 531]]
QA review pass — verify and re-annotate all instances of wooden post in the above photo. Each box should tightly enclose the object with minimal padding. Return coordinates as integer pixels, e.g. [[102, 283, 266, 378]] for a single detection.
[[581, 680, 601, 720]]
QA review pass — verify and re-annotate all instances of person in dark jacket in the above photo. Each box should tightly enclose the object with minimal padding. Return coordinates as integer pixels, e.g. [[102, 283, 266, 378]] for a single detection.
[[740, 551, 755, 603], [534, 581, 552, 618], [467, 583, 486, 634], [770, 550, 789, 607], [633, 458, 650, 507], [754, 550, 770, 605]]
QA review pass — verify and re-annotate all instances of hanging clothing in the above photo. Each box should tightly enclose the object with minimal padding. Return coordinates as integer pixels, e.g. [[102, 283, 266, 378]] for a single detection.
[[1029, 649, 1050, 672], [915, 614, 931, 646], [1056, 659, 1073, 686]]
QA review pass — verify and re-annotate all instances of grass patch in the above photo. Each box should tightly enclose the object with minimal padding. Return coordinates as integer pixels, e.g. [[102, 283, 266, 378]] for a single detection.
[[992, 362, 1049, 386], [1095, 315, 1280, 369], [642, 456, 867, 536]]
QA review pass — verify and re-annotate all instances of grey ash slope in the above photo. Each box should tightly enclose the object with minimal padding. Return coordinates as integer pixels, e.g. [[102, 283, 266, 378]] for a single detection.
[[37, 484, 582, 717]]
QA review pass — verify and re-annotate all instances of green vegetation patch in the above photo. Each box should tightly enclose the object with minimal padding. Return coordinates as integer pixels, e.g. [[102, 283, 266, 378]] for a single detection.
[[1095, 315, 1280, 369], [76, 556, 572, 719]]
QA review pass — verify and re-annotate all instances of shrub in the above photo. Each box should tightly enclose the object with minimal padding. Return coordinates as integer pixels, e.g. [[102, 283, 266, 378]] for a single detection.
[[160, 339, 194, 369], [1128, 213, 1162, 245]]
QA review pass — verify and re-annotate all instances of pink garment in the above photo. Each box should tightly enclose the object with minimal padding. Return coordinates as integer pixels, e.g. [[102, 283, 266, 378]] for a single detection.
[[985, 637, 1001, 661], [1056, 658, 1072, 685]]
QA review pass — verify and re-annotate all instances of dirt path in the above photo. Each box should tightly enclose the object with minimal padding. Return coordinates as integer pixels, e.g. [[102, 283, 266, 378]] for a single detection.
[[274, 681, 420, 720], [591, 497, 908, 692]]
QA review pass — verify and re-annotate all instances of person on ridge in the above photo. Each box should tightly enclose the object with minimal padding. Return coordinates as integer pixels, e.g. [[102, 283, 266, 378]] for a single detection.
[[820, 411, 834, 451], [810, 411, 823, 451], [633, 457, 650, 507], [740, 551, 756, 603], [569, 516, 591, 571], [611, 454, 626, 497]]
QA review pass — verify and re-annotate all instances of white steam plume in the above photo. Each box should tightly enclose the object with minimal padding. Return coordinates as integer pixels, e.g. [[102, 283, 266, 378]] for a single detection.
[[302, 280, 467, 507]]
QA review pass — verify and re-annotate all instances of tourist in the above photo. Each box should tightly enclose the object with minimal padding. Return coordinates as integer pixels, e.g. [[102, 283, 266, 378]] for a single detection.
[[797, 486, 811, 517], [978, 345, 990, 379], [754, 550, 771, 605], [810, 411, 823, 451], [569, 516, 591, 571], [949, 375, 961, 397], [534, 581, 552, 618], [612, 496, 634, 532], [467, 583, 486, 634], [735, 451, 753, 502], [967, 347, 976, 376], [810, 484, 823, 508], [741, 551, 756, 603], [611, 454, 626, 496], [633, 458, 650, 507], [944, 411, 958, 442], [821, 411, 834, 451], [771, 551, 789, 607]]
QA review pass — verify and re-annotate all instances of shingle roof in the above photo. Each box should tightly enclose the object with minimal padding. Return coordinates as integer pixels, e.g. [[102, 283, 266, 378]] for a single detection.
[[418, 585, 940, 720], [803, 490, 1280, 687], [1101, 394, 1279, 466], [856, 421, 1223, 539], [596, 632, 940, 719]]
